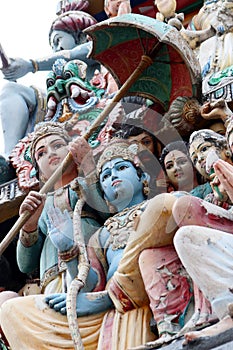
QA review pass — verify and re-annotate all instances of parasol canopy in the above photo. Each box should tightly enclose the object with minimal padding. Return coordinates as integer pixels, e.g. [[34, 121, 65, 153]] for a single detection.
[[85, 13, 201, 112]]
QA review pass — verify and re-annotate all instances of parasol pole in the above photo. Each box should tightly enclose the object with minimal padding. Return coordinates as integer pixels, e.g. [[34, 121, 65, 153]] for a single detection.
[[0, 54, 153, 255]]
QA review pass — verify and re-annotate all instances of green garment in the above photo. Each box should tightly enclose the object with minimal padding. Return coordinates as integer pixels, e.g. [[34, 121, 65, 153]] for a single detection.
[[189, 182, 212, 199]]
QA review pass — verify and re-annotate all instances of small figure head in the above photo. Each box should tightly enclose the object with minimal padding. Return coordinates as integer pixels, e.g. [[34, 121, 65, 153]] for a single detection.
[[189, 129, 231, 179], [49, 10, 97, 51], [30, 122, 72, 182], [160, 140, 197, 191]]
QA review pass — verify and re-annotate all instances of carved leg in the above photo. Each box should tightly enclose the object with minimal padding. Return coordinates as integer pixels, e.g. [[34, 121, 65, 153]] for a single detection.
[[138, 246, 193, 346], [174, 226, 233, 343], [172, 195, 233, 233]]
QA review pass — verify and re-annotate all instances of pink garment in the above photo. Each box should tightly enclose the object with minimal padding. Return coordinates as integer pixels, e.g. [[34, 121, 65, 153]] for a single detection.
[[139, 245, 193, 327], [172, 195, 233, 233]]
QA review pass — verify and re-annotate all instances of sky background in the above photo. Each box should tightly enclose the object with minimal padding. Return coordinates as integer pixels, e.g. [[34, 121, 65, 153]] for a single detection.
[[0, 0, 60, 153], [0, 0, 59, 89]]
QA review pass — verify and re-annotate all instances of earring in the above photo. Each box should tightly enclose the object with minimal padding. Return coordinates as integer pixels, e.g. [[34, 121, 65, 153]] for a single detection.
[[225, 149, 231, 158], [143, 179, 150, 196]]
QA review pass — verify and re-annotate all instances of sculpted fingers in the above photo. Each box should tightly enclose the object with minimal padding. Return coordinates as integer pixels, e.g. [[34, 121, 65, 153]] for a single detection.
[[19, 192, 45, 214]]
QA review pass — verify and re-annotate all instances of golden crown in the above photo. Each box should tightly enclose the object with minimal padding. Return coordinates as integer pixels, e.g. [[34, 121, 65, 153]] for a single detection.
[[96, 139, 142, 176]]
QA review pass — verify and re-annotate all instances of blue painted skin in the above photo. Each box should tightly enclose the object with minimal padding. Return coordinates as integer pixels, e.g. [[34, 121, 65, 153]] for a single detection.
[[100, 158, 148, 211], [45, 157, 149, 316]]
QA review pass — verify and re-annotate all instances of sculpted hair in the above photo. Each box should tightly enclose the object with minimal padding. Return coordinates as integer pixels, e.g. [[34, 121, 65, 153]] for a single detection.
[[49, 10, 97, 45], [189, 129, 228, 150]]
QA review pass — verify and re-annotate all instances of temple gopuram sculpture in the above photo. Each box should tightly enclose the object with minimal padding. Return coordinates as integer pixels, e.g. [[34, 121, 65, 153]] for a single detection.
[[1, 1, 233, 349]]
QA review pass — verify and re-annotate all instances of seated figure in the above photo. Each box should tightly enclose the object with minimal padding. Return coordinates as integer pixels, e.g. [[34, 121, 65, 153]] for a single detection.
[[174, 151, 233, 345], [4, 124, 233, 349], [0, 137, 193, 350], [127, 128, 233, 348], [0, 120, 104, 347]]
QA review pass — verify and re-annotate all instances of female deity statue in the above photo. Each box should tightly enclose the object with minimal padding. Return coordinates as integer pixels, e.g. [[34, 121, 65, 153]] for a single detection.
[[159, 140, 200, 193]]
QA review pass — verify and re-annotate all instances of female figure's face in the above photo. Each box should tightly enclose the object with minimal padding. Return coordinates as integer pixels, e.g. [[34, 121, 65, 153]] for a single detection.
[[127, 132, 155, 154], [34, 134, 69, 181], [50, 30, 76, 52], [189, 137, 228, 179], [164, 150, 194, 190]]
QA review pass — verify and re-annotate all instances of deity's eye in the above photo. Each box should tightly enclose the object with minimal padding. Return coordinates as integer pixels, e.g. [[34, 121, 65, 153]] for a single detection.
[[63, 70, 74, 80], [101, 172, 111, 182], [118, 165, 128, 171], [200, 146, 209, 153], [165, 163, 173, 170], [46, 78, 55, 88]]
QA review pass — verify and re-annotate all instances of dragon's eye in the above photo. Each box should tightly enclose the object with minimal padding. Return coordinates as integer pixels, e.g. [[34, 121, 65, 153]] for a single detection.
[[46, 78, 55, 88], [63, 70, 74, 80]]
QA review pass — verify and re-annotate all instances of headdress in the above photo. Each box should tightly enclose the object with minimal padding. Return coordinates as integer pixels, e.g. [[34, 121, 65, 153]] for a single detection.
[[30, 121, 72, 164], [189, 129, 227, 149], [96, 139, 143, 176], [49, 10, 97, 45]]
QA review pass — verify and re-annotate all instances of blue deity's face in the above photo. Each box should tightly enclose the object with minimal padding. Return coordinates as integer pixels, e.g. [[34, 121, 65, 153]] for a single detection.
[[99, 157, 144, 208]]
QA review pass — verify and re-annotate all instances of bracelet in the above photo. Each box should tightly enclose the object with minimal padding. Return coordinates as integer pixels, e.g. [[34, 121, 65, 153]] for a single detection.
[[83, 171, 98, 186], [58, 244, 79, 262], [30, 59, 39, 73], [20, 228, 38, 247]]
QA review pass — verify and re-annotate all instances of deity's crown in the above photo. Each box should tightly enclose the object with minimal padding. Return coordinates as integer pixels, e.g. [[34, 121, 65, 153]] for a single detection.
[[30, 122, 72, 162], [96, 139, 142, 176]]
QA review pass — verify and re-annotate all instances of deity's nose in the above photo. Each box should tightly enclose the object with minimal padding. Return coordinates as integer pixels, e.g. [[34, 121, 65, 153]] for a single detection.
[[111, 168, 118, 180], [197, 153, 204, 163], [173, 162, 180, 170]]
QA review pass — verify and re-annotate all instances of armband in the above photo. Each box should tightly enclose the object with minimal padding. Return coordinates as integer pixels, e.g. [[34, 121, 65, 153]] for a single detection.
[[83, 171, 98, 186], [58, 244, 79, 262], [30, 59, 39, 73], [19, 228, 38, 247]]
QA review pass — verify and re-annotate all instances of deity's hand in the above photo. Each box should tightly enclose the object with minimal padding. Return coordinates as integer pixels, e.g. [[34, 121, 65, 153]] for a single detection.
[[69, 136, 95, 175], [46, 290, 113, 316], [19, 191, 45, 232], [200, 100, 231, 122], [45, 293, 67, 314], [209, 171, 228, 202], [1, 57, 34, 81], [213, 159, 233, 203], [47, 207, 74, 252], [117, 0, 132, 16]]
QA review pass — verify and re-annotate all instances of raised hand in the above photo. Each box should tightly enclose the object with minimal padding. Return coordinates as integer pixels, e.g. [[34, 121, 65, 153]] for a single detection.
[[47, 207, 74, 252], [1, 57, 34, 81], [200, 100, 231, 122], [19, 190, 45, 232], [69, 136, 95, 175], [213, 159, 233, 203]]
